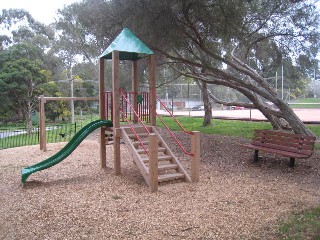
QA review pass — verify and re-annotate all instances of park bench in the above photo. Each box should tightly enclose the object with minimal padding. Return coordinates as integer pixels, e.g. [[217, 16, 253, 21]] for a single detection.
[[241, 130, 316, 167]]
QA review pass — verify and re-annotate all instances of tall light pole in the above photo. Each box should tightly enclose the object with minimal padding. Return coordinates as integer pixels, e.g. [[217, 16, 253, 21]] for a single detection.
[[164, 68, 169, 107], [275, 71, 278, 94], [314, 68, 317, 98], [70, 66, 75, 123], [281, 63, 284, 100]]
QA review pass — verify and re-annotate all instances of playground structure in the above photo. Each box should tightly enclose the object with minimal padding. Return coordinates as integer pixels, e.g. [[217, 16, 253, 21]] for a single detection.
[[21, 28, 200, 192]]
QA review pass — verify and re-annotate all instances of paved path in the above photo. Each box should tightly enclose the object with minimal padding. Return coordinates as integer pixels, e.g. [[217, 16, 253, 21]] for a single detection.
[[158, 108, 320, 123]]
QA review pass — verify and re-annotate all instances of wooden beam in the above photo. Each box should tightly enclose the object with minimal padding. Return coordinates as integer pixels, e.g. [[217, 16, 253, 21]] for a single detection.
[[112, 51, 120, 128], [114, 128, 121, 175], [112, 51, 121, 169], [148, 55, 156, 126], [191, 131, 200, 182], [37, 97, 98, 101], [149, 133, 158, 192], [99, 58, 107, 168], [39, 95, 46, 152], [132, 60, 138, 123]]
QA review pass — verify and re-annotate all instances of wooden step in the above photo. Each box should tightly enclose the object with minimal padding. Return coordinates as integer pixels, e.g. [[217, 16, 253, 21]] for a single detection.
[[157, 164, 178, 171], [141, 155, 172, 163], [123, 126, 152, 134], [132, 141, 149, 147], [132, 140, 160, 147], [127, 133, 149, 139], [136, 147, 166, 154], [147, 163, 178, 172], [158, 173, 185, 182]]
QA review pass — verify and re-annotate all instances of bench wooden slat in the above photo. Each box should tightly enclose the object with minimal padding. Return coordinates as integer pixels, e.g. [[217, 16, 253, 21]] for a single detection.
[[252, 139, 314, 156], [252, 130, 315, 157], [254, 133, 316, 146], [254, 130, 316, 141], [241, 129, 316, 167], [241, 144, 310, 158], [253, 136, 314, 150], [252, 142, 312, 156]]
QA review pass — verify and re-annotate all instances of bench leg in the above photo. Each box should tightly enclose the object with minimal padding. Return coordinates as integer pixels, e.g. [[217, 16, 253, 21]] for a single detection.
[[254, 149, 259, 162], [289, 157, 295, 168]]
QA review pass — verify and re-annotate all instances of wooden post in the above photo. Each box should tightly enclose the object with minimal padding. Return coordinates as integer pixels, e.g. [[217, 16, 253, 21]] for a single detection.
[[149, 133, 158, 192], [148, 55, 156, 126], [39, 95, 47, 152], [112, 51, 120, 128], [99, 58, 107, 168], [39, 95, 43, 150], [132, 60, 138, 123], [112, 51, 121, 169], [114, 128, 121, 175], [191, 131, 200, 182]]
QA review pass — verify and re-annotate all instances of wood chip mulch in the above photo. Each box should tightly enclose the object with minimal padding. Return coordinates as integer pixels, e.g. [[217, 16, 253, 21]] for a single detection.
[[0, 129, 319, 239]]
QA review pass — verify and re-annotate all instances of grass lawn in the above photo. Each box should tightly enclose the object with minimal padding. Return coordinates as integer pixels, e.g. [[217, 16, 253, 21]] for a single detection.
[[157, 116, 319, 139], [278, 207, 320, 240], [290, 98, 320, 109]]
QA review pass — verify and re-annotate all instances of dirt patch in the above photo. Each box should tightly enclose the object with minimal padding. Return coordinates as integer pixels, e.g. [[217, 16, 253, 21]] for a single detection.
[[0, 131, 319, 239]]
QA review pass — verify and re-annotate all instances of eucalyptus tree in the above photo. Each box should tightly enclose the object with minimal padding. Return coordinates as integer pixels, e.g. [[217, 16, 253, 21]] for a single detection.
[[97, 0, 320, 135], [56, 0, 319, 135], [0, 53, 52, 131]]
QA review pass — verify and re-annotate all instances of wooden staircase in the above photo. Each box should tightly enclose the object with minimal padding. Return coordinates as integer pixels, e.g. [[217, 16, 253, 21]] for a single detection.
[[121, 125, 191, 190]]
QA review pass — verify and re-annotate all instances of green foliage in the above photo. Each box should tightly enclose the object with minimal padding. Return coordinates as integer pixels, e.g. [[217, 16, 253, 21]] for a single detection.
[[0, 57, 51, 106]]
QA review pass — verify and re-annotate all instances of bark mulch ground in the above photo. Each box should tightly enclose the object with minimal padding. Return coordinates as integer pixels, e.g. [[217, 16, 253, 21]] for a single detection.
[[0, 130, 319, 239]]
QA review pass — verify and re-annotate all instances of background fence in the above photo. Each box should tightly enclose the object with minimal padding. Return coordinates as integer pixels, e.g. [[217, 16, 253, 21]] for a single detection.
[[0, 123, 77, 149]]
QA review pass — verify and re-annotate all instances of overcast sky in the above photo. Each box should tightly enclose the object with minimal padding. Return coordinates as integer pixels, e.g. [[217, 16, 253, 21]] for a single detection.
[[2, 1, 320, 25], [1, 0, 81, 24]]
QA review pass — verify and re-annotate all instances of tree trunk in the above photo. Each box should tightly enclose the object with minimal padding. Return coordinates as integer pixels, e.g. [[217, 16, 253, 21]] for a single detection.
[[205, 81, 315, 136], [274, 100, 314, 135], [198, 81, 212, 126], [249, 96, 314, 136]]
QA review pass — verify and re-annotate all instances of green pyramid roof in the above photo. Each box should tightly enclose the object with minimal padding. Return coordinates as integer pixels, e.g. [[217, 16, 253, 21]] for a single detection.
[[100, 28, 154, 60]]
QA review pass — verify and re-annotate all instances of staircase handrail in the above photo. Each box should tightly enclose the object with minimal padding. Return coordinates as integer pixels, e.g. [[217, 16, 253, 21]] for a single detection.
[[156, 95, 193, 135], [119, 108, 150, 156], [155, 111, 194, 156], [119, 90, 151, 155]]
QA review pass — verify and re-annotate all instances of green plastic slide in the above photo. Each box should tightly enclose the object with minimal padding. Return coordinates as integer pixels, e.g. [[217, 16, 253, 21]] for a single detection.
[[21, 119, 113, 183]]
